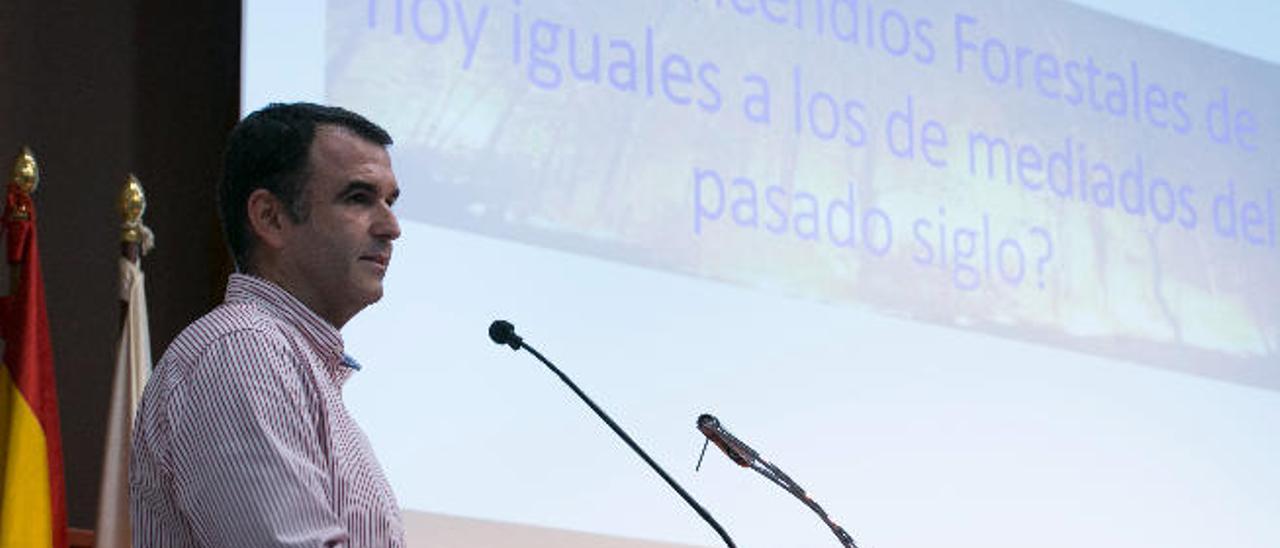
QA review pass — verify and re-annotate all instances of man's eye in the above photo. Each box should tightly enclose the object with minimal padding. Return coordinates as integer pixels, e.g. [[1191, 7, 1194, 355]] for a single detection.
[[345, 193, 373, 204]]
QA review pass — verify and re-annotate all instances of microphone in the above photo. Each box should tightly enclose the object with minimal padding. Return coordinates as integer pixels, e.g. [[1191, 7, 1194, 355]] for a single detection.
[[487, 320, 737, 548], [695, 413, 860, 548], [488, 319, 522, 350], [697, 414, 759, 468]]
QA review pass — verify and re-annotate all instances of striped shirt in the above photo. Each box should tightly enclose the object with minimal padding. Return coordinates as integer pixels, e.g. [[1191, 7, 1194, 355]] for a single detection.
[[130, 274, 404, 547]]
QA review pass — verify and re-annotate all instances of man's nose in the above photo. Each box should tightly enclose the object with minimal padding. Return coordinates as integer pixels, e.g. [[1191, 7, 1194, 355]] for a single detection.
[[374, 203, 401, 240]]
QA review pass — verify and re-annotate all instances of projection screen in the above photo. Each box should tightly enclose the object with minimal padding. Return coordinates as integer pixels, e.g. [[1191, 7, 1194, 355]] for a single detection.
[[242, 1, 1280, 546]]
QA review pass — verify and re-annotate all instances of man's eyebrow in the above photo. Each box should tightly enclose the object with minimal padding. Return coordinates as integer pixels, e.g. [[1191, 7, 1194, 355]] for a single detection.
[[338, 181, 400, 202], [338, 181, 378, 195]]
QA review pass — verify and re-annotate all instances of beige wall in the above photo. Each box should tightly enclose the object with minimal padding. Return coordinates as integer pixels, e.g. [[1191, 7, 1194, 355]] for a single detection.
[[404, 510, 711, 548]]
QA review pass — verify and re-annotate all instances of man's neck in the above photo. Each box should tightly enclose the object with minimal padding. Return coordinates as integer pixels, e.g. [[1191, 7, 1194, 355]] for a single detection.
[[241, 263, 353, 329]]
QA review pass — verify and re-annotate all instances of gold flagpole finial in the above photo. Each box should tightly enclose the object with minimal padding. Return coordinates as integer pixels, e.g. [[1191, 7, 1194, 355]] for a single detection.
[[8, 146, 40, 221], [120, 174, 147, 243], [120, 174, 155, 255], [11, 146, 39, 195]]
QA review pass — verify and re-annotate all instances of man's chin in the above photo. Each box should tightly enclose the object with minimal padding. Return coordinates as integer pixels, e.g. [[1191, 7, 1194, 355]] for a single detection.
[[361, 283, 385, 305], [350, 269, 387, 308]]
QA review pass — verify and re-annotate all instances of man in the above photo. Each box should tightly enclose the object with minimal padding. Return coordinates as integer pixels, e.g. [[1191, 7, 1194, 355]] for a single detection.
[[130, 103, 405, 547]]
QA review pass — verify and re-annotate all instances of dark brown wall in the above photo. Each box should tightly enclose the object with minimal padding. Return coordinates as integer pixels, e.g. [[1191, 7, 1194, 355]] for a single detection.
[[0, 0, 239, 527]]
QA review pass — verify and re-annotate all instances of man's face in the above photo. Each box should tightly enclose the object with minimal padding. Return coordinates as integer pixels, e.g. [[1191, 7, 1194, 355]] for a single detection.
[[277, 125, 401, 327]]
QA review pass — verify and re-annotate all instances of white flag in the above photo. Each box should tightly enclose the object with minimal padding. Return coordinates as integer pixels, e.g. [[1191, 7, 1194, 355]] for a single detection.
[[94, 258, 152, 547]]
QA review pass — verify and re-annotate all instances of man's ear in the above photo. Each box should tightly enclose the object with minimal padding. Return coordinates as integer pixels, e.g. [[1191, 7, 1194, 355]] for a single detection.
[[246, 188, 290, 251]]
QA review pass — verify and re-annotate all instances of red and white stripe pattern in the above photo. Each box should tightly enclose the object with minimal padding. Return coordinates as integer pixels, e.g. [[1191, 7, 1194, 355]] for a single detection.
[[130, 274, 404, 547]]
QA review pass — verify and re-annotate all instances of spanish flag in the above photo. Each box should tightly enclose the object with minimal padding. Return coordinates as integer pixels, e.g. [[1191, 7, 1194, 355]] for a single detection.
[[0, 148, 67, 548]]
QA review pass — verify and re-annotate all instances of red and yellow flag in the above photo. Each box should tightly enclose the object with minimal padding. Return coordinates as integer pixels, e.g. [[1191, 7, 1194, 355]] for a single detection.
[[0, 148, 67, 548]]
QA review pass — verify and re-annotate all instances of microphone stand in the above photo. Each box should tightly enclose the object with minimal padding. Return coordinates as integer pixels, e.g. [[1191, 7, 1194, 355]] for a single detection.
[[746, 455, 857, 548], [490, 321, 737, 548]]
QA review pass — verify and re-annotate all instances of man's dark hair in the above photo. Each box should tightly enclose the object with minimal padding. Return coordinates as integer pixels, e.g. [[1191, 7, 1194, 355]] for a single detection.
[[218, 102, 393, 271]]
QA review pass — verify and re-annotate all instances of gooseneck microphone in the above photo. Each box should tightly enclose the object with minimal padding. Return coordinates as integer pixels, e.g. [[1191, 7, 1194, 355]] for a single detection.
[[696, 414, 760, 468], [697, 413, 860, 548], [487, 320, 737, 548]]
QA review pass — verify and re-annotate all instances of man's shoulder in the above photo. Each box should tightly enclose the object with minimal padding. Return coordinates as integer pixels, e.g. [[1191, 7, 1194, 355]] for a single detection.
[[135, 302, 295, 442], [158, 300, 295, 369]]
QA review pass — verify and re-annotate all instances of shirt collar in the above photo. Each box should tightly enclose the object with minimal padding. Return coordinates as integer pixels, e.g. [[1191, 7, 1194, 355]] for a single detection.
[[224, 273, 355, 375]]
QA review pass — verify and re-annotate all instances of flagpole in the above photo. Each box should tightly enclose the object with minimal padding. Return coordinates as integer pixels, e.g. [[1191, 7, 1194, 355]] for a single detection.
[[119, 174, 147, 324], [7, 146, 37, 292]]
